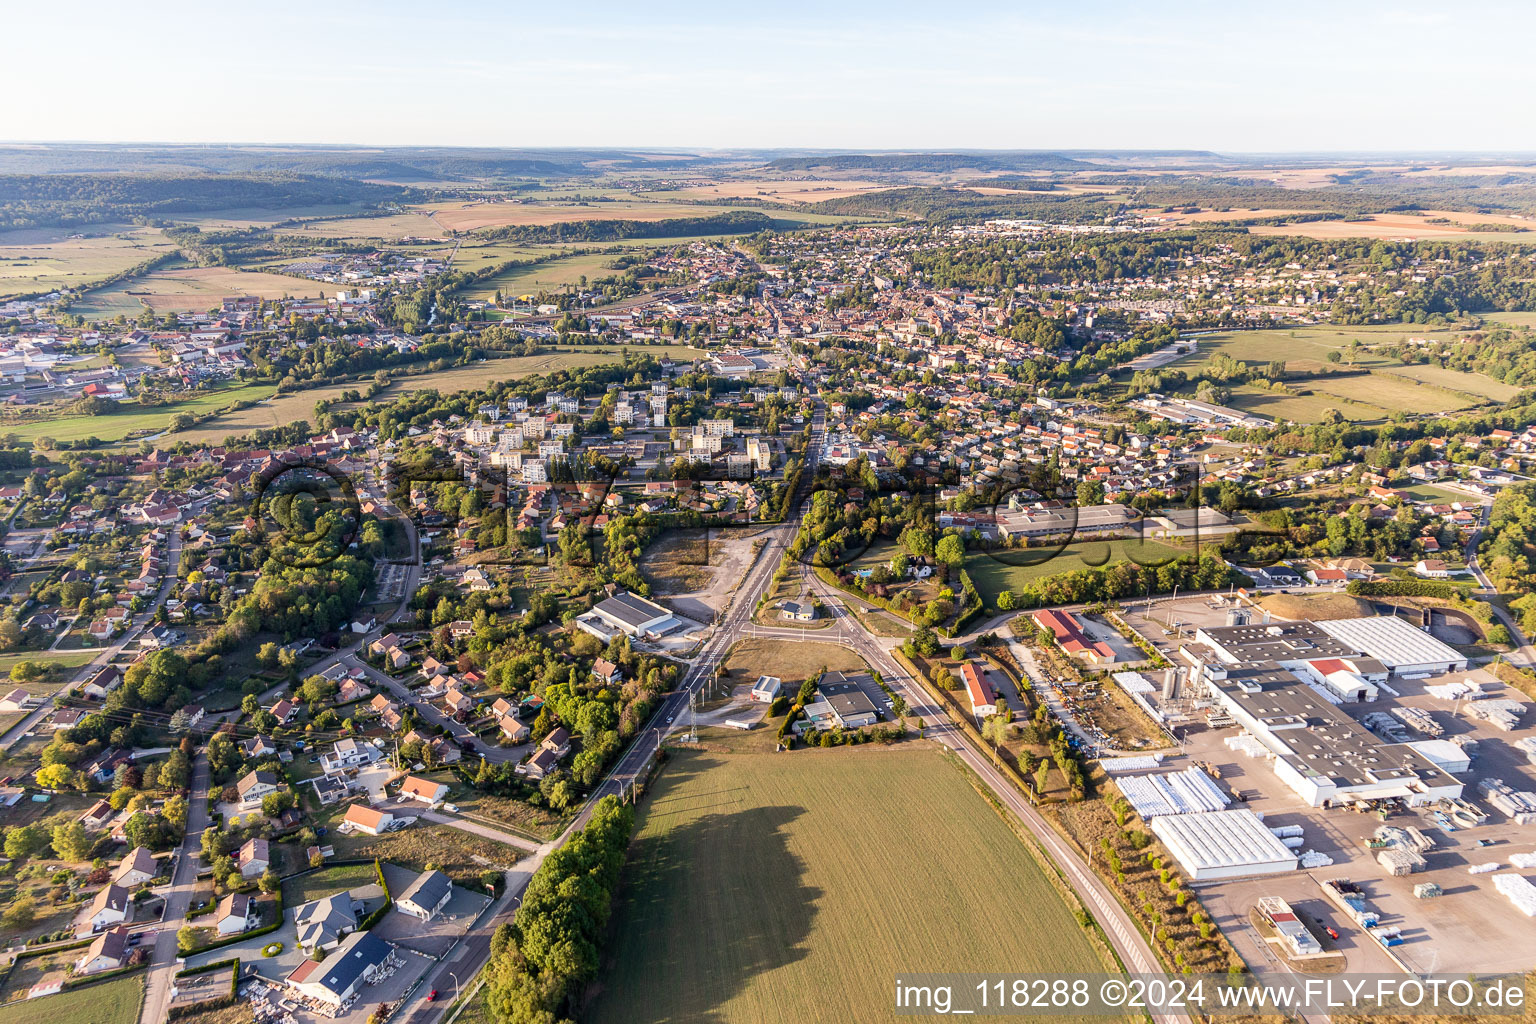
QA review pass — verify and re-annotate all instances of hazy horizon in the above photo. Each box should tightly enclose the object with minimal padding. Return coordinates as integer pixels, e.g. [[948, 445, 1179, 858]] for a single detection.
[[11, 0, 1536, 152]]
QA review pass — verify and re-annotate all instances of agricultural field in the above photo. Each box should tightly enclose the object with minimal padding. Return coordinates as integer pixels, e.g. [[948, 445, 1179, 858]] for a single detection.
[[0, 227, 176, 298], [1485, 310, 1536, 329], [274, 211, 446, 240], [1305, 371, 1477, 414], [966, 538, 1186, 605], [168, 204, 398, 231], [442, 240, 545, 276], [0, 973, 143, 1024], [1376, 363, 1521, 402], [426, 199, 748, 232], [0, 649, 98, 677], [1171, 324, 1471, 374], [1222, 384, 1361, 424], [585, 746, 1112, 1024], [459, 252, 629, 302], [635, 180, 894, 204], [72, 264, 323, 317], [0, 383, 277, 444], [1249, 211, 1536, 243]]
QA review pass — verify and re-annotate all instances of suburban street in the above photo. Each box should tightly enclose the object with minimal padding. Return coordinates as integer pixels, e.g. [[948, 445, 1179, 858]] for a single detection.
[[138, 751, 212, 1024]]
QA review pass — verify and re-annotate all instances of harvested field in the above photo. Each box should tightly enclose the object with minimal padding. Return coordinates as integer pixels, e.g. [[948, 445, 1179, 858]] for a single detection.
[[585, 746, 1113, 1024], [0, 227, 176, 298], [426, 199, 745, 232], [73, 265, 320, 317]]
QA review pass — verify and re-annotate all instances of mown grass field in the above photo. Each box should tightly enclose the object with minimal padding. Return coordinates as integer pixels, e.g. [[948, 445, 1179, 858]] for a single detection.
[[1223, 384, 1356, 423], [1168, 324, 1518, 418], [721, 638, 869, 689], [0, 974, 143, 1024], [280, 860, 380, 907], [1376, 362, 1521, 402], [1173, 324, 1467, 372], [73, 264, 323, 317], [585, 746, 1111, 1024], [0, 650, 98, 676], [0, 227, 176, 298], [461, 252, 628, 302], [966, 538, 1185, 605], [0, 383, 277, 444]]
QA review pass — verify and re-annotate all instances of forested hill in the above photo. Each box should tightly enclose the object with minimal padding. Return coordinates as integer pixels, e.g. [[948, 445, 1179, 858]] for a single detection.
[[764, 152, 1093, 173], [808, 186, 1122, 224], [0, 173, 414, 232], [477, 210, 778, 243]]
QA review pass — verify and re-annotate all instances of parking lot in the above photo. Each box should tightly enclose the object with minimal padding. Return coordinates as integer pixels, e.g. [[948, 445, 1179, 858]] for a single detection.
[[1169, 664, 1536, 975]]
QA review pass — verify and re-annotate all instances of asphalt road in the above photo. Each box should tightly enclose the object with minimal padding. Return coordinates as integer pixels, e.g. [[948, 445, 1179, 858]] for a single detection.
[[138, 752, 211, 1024]]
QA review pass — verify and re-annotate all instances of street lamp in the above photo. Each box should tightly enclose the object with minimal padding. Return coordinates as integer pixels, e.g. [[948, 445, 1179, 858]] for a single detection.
[[449, 971, 461, 1004]]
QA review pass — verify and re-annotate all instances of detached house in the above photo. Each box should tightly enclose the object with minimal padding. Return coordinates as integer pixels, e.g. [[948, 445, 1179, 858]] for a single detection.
[[75, 925, 131, 975], [397, 775, 449, 807], [238, 837, 271, 878], [236, 769, 280, 807], [81, 884, 129, 936], [114, 846, 158, 887], [341, 803, 393, 836], [216, 892, 259, 936]]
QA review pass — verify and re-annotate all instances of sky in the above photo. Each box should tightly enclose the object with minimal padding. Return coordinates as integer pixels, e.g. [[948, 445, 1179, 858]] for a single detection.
[[6, 0, 1534, 152]]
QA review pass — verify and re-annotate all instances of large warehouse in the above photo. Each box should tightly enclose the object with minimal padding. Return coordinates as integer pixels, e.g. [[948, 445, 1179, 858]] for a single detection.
[[1314, 616, 1467, 676], [1207, 662, 1465, 807], [1150, 808, 1299, 881]]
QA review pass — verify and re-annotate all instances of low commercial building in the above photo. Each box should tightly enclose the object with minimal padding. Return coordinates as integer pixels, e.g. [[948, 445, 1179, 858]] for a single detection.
[[814, 672, 879, 728], [1314, 616, 1468, 677], [1257, 896, 1322, 956], [395, 869, 453, 922], [1150, 809, 1299, 881], [1031, 609, 1114, 663], [1206, 662, 1463, 808], [575, 591, 678, 640], [750, 676, 782, 702], [961, 663, 997, 718]]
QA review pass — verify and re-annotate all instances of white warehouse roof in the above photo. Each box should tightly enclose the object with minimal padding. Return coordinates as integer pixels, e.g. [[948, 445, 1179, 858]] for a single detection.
[[1404, 739, 1471, 775], [1314, 616, 1467, 674], [1116, 767, 1230, 818], [1150, 809, 1298, 880]]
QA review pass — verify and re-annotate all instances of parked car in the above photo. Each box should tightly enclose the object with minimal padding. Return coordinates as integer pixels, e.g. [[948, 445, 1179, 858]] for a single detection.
[[1325, 926, 1340, 940]]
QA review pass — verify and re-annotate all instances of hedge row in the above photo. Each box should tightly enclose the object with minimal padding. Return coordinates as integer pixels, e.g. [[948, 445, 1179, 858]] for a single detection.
[[358, 858, 392, 931], [1346, 579, 1464, 599]]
